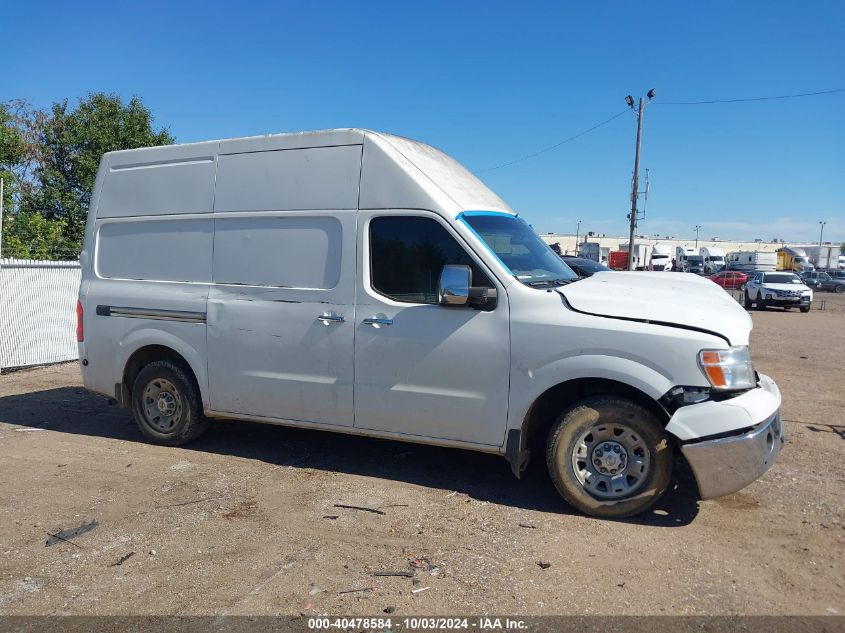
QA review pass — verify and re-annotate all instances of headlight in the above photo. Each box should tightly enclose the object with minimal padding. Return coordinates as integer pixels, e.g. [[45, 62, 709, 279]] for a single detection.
[[698, 346, 756, 391]]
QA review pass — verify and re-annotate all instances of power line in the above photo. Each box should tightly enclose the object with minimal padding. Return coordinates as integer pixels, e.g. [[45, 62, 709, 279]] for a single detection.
[[658, 87, 845, 105], [478, 108, 630, 173]]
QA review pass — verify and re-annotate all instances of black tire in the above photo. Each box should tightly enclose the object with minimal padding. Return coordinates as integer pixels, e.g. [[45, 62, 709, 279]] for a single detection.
[[545, 396, 672, 518], [743, 291, 753, 309], [835, 285, 845, 294], [800, 304, 811, 313], [132, 360, 209, 446], [756, 296, 767, 311]]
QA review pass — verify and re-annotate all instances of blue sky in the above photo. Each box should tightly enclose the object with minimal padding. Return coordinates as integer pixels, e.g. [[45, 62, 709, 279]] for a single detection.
[[3, 0, 843, 242]]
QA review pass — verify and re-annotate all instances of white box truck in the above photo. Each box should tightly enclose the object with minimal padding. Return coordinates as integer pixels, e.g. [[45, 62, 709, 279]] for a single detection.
[[727, 251, 777, 273], [618, 242, 650, 270], [650, 244, 672, 271], [803, 245, 839, 270], [77, 129, 782, 518], [701, 247, 726, 274]]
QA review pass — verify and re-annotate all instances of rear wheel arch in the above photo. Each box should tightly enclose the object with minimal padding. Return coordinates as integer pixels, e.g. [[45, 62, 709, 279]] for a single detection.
[[121, 345, 202, 406]]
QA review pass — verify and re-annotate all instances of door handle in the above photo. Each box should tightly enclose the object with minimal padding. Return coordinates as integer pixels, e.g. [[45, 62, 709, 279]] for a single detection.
[[316, 313, 345, 324], [363, 317, 393, 327]]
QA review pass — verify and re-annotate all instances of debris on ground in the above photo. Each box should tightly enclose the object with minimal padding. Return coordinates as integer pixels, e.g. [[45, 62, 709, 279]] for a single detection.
[[224, 500, 257, 519], [383, 606, 396, 614], [373, 571, 414, 577], [333, 504, 385, 515], [322, 515, 339, 520], [519, 522, 537, 529], [109, 552, 135, 567], [537, 560, 551, 570], [45, 520, 98, 547], [14, 428, 46, 432], [412, 586, 431, 594], [338, 586, 378, 595]]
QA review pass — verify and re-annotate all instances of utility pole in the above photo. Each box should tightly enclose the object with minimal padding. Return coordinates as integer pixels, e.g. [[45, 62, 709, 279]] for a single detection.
[[575, 219, 581, 255], [819, 220, 826, 248], [625, 89, 655, 270], [694, 224, 702, 250]]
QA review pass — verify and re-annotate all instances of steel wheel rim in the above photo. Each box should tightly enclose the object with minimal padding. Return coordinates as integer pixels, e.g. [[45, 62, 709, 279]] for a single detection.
[[142, 378, 183, 433], [571, 422, 651, 500]]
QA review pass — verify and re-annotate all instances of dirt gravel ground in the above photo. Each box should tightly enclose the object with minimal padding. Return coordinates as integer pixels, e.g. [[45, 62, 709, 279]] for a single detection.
[[0, 294, 843, 617]]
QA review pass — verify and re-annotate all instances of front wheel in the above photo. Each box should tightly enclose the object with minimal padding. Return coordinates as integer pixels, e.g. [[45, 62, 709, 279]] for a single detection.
[[835, 286, 845, 294], [743, 291, 753, 309], [800, 304, 811, 313], [546, 397, 672, 518]]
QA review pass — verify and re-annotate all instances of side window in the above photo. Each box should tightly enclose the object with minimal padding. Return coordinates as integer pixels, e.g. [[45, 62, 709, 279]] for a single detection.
[[370, 216, 493, 304], [214, 216, 342, 289]]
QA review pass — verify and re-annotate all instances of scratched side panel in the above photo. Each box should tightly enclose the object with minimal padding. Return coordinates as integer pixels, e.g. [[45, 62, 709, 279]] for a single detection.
[[206, 211, 356, 426]]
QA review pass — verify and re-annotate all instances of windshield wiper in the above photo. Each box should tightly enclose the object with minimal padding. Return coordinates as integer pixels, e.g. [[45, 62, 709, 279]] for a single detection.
[[527, 278, 573, 288]]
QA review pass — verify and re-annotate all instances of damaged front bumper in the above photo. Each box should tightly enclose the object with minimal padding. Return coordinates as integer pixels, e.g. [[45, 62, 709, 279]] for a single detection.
[[681, 411, 783, 499], [667, 373, 784, 500]]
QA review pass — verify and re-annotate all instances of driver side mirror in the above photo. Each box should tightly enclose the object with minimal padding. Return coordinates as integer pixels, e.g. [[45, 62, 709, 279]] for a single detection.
[[438, 265, 497, 309]]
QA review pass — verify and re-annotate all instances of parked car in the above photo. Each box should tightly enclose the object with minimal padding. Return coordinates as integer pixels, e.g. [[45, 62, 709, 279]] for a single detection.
[[819, 268, 845, 281], [801, 271, 845, 293], [561, 256, 611, 278], [78, 128, 783, 519], [743, 272, 813, 312], [708, 271, 748, 290]]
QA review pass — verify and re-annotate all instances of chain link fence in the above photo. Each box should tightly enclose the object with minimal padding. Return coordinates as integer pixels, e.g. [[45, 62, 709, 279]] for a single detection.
[[0, 258, 81, 372]]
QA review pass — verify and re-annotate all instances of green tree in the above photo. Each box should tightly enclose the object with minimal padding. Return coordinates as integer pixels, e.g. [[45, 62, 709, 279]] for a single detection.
[[24, 93, 174, 255], [2, 210, 67, 259]]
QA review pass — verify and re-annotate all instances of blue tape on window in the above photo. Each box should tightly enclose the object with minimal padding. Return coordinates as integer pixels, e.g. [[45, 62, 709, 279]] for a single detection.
[[455, 211, 515, 274]]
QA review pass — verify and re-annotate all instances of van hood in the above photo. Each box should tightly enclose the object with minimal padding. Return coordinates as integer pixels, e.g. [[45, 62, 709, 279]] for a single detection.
[[558, 272, 752, 345]]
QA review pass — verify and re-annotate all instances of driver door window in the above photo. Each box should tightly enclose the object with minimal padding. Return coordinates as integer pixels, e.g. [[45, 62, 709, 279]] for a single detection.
[[369, 216, 493, 304]]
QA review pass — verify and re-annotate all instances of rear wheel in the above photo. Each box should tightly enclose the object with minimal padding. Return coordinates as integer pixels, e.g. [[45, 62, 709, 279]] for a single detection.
[[546, 397, 672, 518], [132, 360, 209, 446]]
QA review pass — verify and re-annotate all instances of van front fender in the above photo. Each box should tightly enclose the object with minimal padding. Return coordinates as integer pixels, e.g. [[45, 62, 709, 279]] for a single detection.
[[505, 354, 674, 472]]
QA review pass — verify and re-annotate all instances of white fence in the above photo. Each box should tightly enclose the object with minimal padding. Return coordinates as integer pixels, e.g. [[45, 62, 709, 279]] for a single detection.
[[0, 259, 81, 371]]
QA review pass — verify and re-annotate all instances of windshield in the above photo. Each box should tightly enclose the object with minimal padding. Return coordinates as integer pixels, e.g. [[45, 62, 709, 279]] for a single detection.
[[462, 214, 578, 285], [763, 273, 802, 284], [711, 256, 724, 261], [688, 256, 704, 263]]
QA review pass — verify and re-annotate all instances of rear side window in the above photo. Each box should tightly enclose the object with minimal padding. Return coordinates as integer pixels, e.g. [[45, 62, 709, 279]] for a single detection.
[[214, 216, 342, 289], [370, 216, 492, 304], [96, 219, 213, 282]]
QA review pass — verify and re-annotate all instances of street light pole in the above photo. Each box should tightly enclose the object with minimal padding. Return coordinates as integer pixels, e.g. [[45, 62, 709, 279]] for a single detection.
[[819, 220, 826, 248], [694, 224, 702, 250], [575, 219, 581, 255]]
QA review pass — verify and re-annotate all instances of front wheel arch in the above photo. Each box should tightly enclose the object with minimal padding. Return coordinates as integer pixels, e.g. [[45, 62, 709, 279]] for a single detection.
[[510, 377, 671, 477]]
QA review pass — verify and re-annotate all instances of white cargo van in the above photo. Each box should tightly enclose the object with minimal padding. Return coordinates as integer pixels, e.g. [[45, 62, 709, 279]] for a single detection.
[[78, 129, 783, 518]]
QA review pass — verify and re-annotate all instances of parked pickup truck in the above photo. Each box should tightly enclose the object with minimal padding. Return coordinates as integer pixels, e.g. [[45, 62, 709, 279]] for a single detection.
[[77, 129, 783, 518]]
